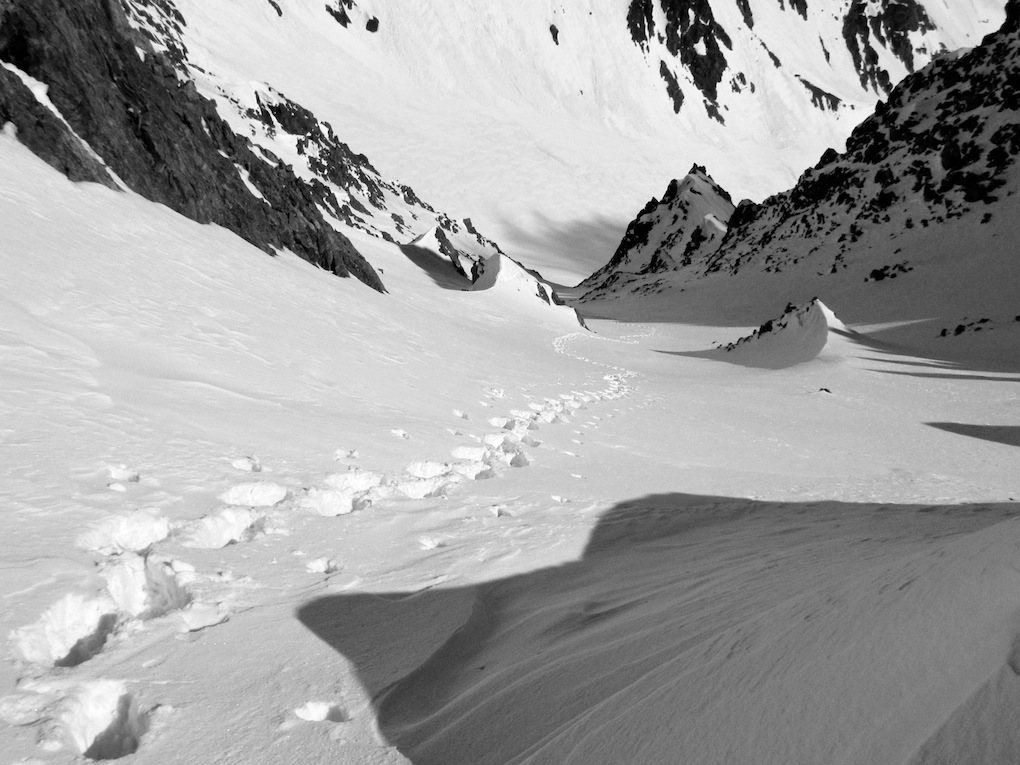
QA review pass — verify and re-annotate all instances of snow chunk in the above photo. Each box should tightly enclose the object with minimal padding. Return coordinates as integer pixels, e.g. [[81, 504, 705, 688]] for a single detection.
[[77, 512, 170, 555], [182, 507, 266, 548], [324, 469, 384, 493], [294, 700, 348, 722], [218, 481, 288, 506], [10, 594, 118, 667], [178, 601, 229, 632], [61, 680, 148, 759], [101, 554, 191, 619]]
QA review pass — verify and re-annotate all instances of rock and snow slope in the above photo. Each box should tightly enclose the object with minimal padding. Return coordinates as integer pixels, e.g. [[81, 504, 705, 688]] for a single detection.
[[579, 164, 735, 297], [579, 3, 1020, 364], [714, 298, 849, 368]]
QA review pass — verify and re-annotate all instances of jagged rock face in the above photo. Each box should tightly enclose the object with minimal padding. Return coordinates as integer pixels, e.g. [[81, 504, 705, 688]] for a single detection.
[[628, 0, 732, 121], [0, 65, 117, 188], [233, 86, 505, 254], [842, 0, 935, 92], [0, 0, 384, 291], [578, 165, 734, 299]]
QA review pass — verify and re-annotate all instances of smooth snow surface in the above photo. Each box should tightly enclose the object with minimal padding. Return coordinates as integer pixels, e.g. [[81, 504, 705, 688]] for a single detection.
[[2, 103, 1019, 765]]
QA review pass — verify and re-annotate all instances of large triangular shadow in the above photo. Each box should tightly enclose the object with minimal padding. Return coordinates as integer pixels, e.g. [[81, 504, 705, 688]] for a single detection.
[[297, 492, 1019, 764]]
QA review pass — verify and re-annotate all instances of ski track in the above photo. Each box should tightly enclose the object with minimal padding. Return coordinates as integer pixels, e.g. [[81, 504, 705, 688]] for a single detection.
[[2, 327, 649, 760]]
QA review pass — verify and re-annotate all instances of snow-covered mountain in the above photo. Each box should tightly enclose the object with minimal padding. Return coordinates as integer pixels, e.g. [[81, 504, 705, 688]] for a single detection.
[[166, 0, 1006, 281], [0, 0, 569, 309], [579, 2, 1020, 362], [1, 0, 1005, 285]]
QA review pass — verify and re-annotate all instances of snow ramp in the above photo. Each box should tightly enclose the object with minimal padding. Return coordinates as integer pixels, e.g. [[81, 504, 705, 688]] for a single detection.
[[715, 298, 851, 369]]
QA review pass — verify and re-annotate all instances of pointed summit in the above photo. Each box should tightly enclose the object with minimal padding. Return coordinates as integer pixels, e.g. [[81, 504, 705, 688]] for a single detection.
[[578, 165, 734, 300]]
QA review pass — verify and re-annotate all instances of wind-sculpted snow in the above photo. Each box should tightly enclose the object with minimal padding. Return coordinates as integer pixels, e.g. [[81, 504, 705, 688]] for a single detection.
[[715, 298, 848, 368]]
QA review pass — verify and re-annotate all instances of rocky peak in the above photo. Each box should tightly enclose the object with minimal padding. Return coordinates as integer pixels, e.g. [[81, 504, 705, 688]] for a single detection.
[[578, 164, 734, 299]]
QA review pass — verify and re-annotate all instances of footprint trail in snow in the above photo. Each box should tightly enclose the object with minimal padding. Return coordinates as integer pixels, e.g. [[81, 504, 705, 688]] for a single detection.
[[2, 327, 647, 761]]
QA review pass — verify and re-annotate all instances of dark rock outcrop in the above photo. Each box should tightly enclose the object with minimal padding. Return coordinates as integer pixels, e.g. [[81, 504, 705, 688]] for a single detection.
[[842, 0, 937, 93], [626, 0, 731, 111], [0, 65, 117, 188], [659, 61, 685, 112], [0, 0, 384, 291]]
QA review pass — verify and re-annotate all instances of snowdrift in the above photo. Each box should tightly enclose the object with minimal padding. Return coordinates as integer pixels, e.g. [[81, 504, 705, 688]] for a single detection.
[[714, 298, 849, 369], [403, 226, 584, 326]]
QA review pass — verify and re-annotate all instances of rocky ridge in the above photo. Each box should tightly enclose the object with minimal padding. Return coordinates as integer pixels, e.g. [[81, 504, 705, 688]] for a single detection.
[[704, 3, 1020, 280]]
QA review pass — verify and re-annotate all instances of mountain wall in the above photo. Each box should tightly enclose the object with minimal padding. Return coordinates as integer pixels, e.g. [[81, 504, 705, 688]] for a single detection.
[[0, 0, 384, 291], [577, 1, 1020, 336]]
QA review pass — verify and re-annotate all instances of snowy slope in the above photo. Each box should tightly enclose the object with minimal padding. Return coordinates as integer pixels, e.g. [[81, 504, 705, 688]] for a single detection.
[[2, 130, 1019, 765]]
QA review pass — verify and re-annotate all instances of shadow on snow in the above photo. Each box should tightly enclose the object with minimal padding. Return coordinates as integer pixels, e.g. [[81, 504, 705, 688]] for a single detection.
[[297, 492, 1019, 764]]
